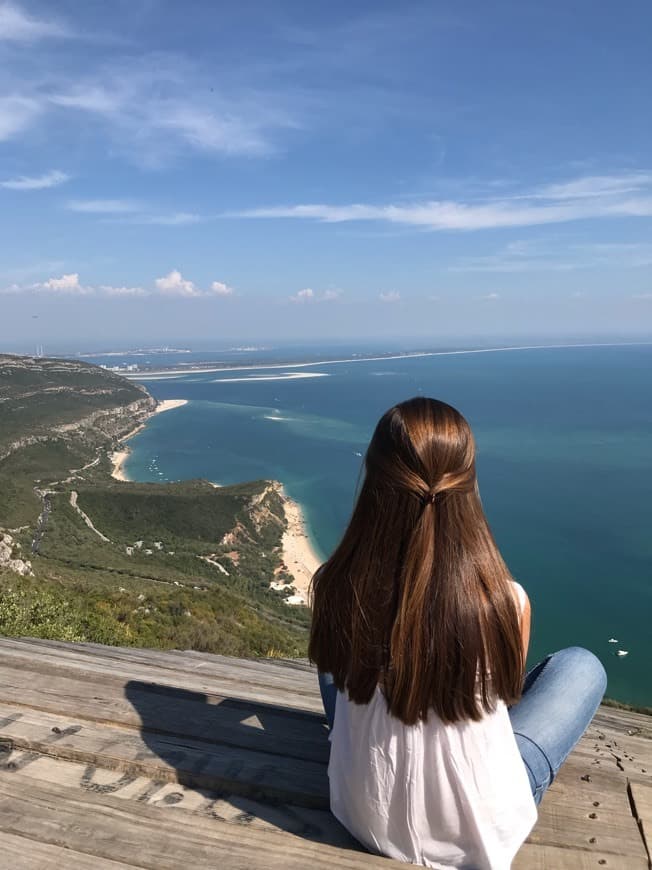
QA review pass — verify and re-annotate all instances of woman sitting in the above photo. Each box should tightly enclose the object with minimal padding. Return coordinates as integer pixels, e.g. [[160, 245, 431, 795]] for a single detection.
[[310, 396, 606, 870]]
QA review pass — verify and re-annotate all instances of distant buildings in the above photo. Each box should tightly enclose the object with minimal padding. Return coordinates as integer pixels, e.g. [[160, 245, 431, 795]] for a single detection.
[[100, 363, 139, 372]]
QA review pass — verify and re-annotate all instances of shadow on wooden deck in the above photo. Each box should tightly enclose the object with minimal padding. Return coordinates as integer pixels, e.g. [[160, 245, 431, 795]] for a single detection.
[[0, 638, 649, 869]]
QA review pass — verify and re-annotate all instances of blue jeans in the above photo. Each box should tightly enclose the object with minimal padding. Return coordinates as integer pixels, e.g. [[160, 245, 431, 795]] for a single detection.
[[318, 646, 607, 806]]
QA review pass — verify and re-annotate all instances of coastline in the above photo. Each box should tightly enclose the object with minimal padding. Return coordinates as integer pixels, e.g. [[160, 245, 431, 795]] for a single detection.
[[124, 341, 652, 380], [110, 399, 188, 482], [277, 485, 323, 606]]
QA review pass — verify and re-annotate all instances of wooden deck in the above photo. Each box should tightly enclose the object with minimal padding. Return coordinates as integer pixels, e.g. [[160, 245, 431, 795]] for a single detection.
[[0, 638, 649, 869]]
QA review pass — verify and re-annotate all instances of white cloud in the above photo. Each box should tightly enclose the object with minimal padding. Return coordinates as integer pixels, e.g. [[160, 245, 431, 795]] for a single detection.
[[39, 273, 90, 294], [0, 2, 69, 41], [155, 270, 199, 297], [290, 287, 315, 302], [3, 271, 229, 299], [482, 292, 500, 300], [0, 95, 42, 141], [0, 170, 69, 190], [379, 291, 400, 302], [210, 280, 234, 296], [67, 199, 141, 214], [235, 171, 652, 232], [288, 287, 343, 303]]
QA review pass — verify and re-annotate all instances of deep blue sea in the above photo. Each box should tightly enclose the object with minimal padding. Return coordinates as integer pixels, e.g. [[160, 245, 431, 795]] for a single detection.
[[94, 343, 652, 706]]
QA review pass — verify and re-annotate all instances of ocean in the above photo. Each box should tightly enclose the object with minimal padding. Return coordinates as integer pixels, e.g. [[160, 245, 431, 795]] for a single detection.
[[96, 343, 652, 707]]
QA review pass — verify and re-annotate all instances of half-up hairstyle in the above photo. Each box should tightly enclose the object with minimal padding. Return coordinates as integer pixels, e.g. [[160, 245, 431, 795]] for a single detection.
[[309, 397, 524, 725]]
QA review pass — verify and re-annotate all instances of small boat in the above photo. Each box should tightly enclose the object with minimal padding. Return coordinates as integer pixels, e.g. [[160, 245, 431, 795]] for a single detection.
[[354, 451, 362, 457], [616, 650, 629, 657], [608, 638, 619, 643]]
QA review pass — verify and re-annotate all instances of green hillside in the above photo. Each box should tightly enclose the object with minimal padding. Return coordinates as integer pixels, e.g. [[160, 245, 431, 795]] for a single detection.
[[0, 355, 309, 657]]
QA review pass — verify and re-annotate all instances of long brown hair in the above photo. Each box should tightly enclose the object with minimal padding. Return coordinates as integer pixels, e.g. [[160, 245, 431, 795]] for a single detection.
[[309, 397, 524, 725]]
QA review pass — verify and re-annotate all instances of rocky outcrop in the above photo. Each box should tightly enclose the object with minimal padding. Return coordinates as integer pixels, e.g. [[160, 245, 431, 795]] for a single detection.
[[0, 533, 34, 576], [0, 396, 155, 463]]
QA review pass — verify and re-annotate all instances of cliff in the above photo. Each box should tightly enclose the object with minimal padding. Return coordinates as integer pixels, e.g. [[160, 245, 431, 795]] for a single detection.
[[0, 354, 309, 658]]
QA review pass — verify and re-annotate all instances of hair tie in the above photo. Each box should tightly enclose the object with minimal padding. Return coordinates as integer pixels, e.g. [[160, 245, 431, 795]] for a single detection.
[[422, 489, 437, 506]]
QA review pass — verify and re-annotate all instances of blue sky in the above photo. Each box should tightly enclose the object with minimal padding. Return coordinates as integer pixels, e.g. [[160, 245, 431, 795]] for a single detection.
[[1, 0, 651, 349]]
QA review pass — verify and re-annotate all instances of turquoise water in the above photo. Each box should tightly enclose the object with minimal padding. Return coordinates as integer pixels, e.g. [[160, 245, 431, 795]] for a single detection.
[[121, 344, 652, 706]]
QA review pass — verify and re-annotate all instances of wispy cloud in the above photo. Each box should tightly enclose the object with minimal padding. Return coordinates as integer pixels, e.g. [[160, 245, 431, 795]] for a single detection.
[[1, 170, 69, 190], [67, 199, 141, 214], [107, 211, 203, 226], [138, 212, 201, 226], [379, 291, 401, 302], [0, 95, 42, 141], [42, 55, 299, 166], [235, 172, 652, 232], [452, 239, 652, 273], [66, 199, 203, 225], [529, 174, 652, 201], [0, 2, 70, 42]]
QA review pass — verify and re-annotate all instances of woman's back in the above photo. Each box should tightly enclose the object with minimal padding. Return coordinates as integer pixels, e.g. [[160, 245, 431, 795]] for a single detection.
[[327, 581, 536, 870]]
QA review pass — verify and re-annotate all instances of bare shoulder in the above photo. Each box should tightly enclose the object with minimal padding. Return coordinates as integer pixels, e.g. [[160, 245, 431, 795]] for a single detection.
[[510, 580, 532, 660], [509, 580, 531, 616]]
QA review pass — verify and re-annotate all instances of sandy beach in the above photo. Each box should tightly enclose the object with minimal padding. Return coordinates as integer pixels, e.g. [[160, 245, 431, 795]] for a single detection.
[[277, 485, 323, 606], [110, 399, 188, 481], [153, 399, 189, 414]]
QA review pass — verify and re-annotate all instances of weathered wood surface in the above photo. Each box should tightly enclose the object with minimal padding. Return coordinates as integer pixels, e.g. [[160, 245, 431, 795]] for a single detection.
[[0, 638, 650, 870]]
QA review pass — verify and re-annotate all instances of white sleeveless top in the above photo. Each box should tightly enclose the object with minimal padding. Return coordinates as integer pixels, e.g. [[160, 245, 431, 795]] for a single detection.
[[327, 581, 537, 870]]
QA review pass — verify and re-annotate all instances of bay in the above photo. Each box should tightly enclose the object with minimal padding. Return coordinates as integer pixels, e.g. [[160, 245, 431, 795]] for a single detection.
[[115, 343, 651, 707]]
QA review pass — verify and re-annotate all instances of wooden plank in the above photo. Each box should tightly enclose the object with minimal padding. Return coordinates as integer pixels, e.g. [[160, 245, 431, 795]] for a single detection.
[[593, 709, 652, 738], [0, 662, 330, 764], [545, 770, 633, 816], [0, 700, 329, 808], [554, 753, 631, 792], [2, 637, 321, 692], [0, 831, 139, 869], [7, 638, 320, 692], [0, 773, 403, 869], [0, 641, 323, 713], [0, 748, 357, 848], [530, 800, 646, 858], [630, 782, 652, 866], [630, 782, 652, 820], [514, 841, 648, 870], [638, 818, 651, 869]]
